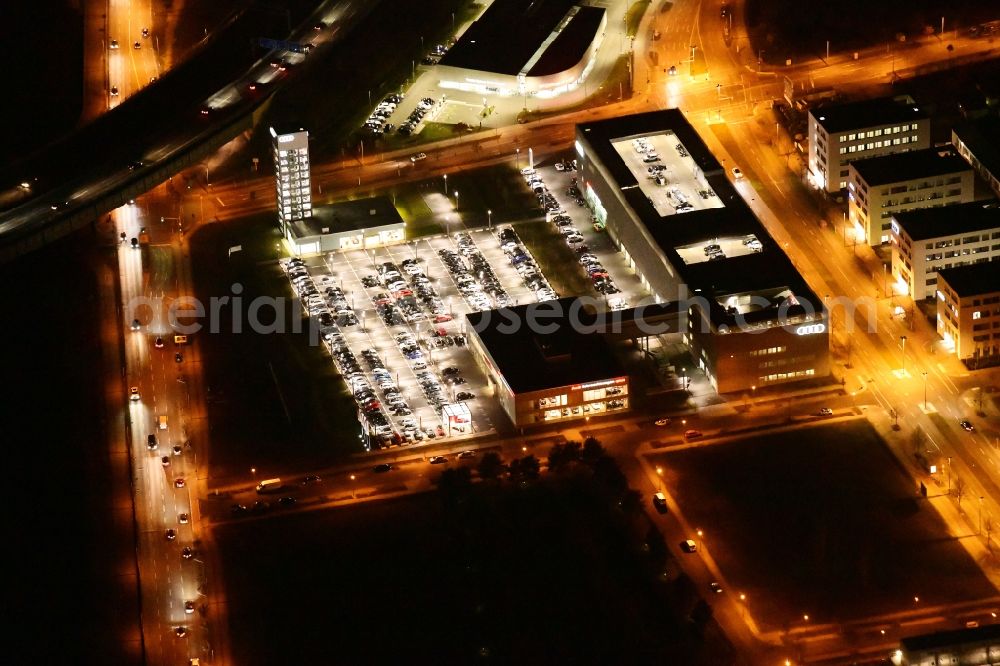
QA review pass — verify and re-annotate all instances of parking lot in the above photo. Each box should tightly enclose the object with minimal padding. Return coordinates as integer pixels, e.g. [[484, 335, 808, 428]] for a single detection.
[[279, 156, 664, 450], [517, 160, 651, 311], [281, 217, 573, 449]]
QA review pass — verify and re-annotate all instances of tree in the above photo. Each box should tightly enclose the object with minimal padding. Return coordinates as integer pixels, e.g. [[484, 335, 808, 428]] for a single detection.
[[477, 452, 504, 481], [620, 488, 641, 515], [581, 437, 606, 465], [509, 455, 540, 481], [593, 455, 627, 495], [548, 441, 581, 473], [437, 466, 472, 495], [955, 475, 966, 508]]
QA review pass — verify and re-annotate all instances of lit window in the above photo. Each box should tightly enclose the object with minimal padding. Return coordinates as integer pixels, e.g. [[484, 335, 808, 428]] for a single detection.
[[973, 311, 982, 320]]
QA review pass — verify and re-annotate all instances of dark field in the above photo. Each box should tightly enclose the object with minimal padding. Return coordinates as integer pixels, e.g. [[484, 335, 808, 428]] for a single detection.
[[0, 232, 140, 663], [653, 419, 995, 628], [188, 215, 361, 482], [746, 0, 1000, 62], [217, 477, 732, 664]]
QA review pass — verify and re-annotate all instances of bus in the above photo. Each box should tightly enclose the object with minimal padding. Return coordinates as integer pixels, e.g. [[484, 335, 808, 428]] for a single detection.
[[256, 478, 283, 494]]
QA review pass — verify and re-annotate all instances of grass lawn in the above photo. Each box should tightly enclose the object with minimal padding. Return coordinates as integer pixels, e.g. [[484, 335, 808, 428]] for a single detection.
[[147, 244, 175, 293], [652, 420, 995, 629], [389, 163, 540, 238], [626, 0, 652, 37], [188, 214, 362, 481], [515, 220, 594, 297], [217, 475, 732, 664]]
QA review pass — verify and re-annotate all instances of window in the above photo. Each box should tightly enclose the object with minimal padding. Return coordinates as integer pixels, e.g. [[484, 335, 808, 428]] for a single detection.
[[911, 135, 919, 143], [973, 311, 982, 320], [901, 136, 909, 144], [848, 133, 857, 141], [874, 128, 883, 136]]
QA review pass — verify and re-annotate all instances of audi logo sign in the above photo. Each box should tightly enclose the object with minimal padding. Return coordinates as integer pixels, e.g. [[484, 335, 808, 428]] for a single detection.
[[795, 323, 827, 336]]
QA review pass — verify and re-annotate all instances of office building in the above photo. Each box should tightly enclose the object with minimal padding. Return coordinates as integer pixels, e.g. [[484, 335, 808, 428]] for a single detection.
[[936, 261, 1000, 366], [436, 0, 606, 99], [890, 202, 1000, 300], [808, 95, 929, 193], [848, 147, 975, 245], [952, 116, 1000, 199], [270, 126, 312, 239], [576, 110, 830, 394]]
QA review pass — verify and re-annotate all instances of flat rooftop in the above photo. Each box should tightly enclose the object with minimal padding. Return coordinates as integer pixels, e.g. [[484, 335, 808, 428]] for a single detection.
[[954, 115, 1000, 178], [893, 201, 1000, 241], [288, 196, 403, 239], [610, 133, 724, 217], [675, 233, 761, 266], [439, 0, 578, 76], [937, 260, 1000, 298], [526, 6, 605, 77], [466, 298, 625, 394], [851, 147, 971, 186], [577, 109, 823, 328], [810, 95, 927, 134]]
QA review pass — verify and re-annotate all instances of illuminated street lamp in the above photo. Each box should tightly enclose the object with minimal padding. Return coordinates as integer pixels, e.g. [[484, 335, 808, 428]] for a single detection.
[[350, 474, 356, 499], [899, 335, 907, 371], [453, 190, 460, 210], [443, 173, 448, 194], [487, 209, 492, 231], [922, 371, 928, 410]]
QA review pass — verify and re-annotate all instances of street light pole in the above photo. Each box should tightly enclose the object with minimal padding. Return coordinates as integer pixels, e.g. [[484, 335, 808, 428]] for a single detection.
[[487, 209, 492, 231], [979, 496, 984, 535], [899, 335, 907, 371], [443, 173, 448, 194], [922, 371, 928, 410]]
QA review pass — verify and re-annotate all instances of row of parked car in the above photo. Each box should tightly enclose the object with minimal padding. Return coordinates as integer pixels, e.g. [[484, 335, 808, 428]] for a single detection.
[[632, 137, 661, 164], [454, 232, 512, 308], [362, 93, 403, 136], [438, 245, 494, 312], [281, 258, 359, 328], [323, 330, 394, 445], [523, 168, 586, 245], [398, 97, 441, 137], [496, 226, 557, 302]]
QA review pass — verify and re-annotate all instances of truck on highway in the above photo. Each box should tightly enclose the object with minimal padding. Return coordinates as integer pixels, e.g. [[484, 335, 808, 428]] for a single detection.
[[256, 478, 283, 494]]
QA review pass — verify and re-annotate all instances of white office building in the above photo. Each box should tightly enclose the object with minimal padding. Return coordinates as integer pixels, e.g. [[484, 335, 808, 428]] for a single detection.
[[270, 126, 312, 238], [808, 95, 929, 193], [847, 147, 974, 245], [890, 202, 1000, 301]]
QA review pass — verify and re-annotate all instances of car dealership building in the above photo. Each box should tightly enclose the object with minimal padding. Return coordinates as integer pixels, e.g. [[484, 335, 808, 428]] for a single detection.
[[574, 110, 830, 393]]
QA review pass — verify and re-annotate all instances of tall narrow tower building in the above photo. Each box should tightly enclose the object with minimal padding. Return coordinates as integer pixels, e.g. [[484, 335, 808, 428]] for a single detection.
[[270, 126, 312, 238]]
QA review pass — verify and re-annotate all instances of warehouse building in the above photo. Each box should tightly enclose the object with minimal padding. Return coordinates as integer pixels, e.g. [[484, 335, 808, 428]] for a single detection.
[[436, 0, 607, 99], [808, 95, 929, 193], [575, 110, 830, 394], [890, 202, 1000, 300], [847, 147, 975, 245]]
